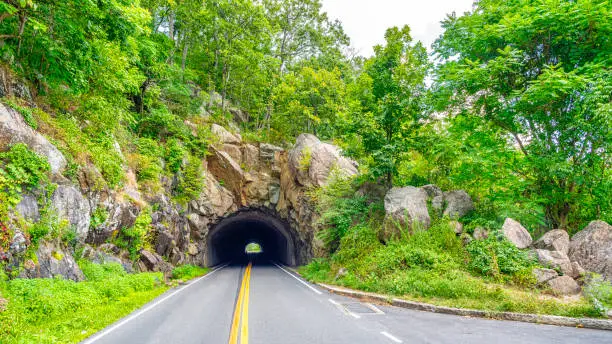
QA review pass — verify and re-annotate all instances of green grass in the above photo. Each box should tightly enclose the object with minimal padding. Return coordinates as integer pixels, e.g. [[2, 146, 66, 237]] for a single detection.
[[299, 220, 602, 319], [171, 264, 209, 281], [0, 261, 171, 343]]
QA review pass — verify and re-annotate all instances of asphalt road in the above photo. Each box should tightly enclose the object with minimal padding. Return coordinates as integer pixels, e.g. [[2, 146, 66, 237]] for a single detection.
[[82, 261, 612, 344]]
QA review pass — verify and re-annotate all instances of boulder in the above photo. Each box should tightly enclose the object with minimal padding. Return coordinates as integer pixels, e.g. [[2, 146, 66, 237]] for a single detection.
[[421, 184, 444, 213], [570, 261, 586, 279], [139, 249, 172, 272], [569, 220, 612, 281], [534, 229, 570, 255], [381, 186, 430, 240], [473, 227, 489, 240], [356, 182, 388, 203], [443, 190, 474, 219], [19, 241, 84, 281], [187, 243, 199, 256], [535, 249, 573, 275], [0, 68, 32, 101], [211, 124, 240, 144], [155, 230, 175, 257], [0, 103, 67, 175], [533, 268, 558, 284], [15, 194, 40, 222], [51, 185, 91, 240], [450, 221, 463, 234], [9, 231, 27, 254], [288, 134, 357, 188], [547, 276, 581, 295], [502, 218, 532, 249]]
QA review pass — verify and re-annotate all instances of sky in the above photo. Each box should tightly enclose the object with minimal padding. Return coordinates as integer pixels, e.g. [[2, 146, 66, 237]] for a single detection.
[[321, 0, 475, 56]]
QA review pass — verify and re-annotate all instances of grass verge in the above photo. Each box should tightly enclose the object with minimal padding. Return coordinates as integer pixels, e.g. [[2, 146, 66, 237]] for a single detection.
[[300, 221, 602, 319], [0, 261, 207, 343]]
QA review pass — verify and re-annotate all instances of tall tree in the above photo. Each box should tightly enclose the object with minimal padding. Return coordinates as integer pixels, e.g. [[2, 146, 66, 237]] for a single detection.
[[433, 0, 612, 229]]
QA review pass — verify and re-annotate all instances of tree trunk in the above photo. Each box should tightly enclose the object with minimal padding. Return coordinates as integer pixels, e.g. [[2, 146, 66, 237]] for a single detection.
[[181, 41, 189, 72]]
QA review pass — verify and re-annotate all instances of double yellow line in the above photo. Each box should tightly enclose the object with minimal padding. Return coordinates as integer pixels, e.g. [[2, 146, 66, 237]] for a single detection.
[[229, 262, 252, 344]]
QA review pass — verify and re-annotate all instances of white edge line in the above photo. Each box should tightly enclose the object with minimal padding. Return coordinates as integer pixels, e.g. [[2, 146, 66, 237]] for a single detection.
[[381, 331, 403, 343], [273, 262, 323, 295], [328, 298, 361, 319], [366, 303, 385, 314], [82, 263, 230, 344]]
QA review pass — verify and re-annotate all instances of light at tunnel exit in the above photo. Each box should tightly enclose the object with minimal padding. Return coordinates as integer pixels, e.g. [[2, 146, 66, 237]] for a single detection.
[[245, 242, 263, 254]]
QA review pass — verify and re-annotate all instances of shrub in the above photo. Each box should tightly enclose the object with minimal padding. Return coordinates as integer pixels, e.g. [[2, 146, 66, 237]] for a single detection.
[[584, 274, 612, 315], [466, 235, 536, 283], [115, 207, 152, 261], [174, 154, 203, 203], [0, 143, 50, 190], [171, 265, 208, 280]]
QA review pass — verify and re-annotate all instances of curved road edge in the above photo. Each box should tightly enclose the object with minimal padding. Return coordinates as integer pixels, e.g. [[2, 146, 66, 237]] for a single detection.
[[316, 283, 612, 331]]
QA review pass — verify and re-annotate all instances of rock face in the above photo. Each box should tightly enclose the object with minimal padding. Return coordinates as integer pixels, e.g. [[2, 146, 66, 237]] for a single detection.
[[211, 123, 240, 144], [569, 220, 612, 280], [20, 241, 84, 281], [443, 190, 474, 219], [502, 218, 533, 249], [381, 187, 430, 240], [421, 184, 444, 213], [288, 134, 357, 188], [15, 194, 40, 222], [534, 229, 570, 255], [0, 103, 67, 175], [51, 185, 91, 240], [547, 275, 581, 295]]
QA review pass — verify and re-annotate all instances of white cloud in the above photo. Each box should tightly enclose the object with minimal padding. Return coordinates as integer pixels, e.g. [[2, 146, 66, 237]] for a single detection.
[[321, 0, 475, 56]]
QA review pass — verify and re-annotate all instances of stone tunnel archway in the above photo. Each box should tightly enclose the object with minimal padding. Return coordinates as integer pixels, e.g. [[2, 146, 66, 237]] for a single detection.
[[205, 208, 300, 267]]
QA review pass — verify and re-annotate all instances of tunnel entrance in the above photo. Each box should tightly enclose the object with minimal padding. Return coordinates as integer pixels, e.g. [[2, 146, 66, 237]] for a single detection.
[[205, 208, 298, 266]]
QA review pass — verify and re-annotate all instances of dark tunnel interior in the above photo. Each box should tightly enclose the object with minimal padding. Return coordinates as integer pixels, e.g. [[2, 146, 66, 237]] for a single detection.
[[206, 210, 297, 266]]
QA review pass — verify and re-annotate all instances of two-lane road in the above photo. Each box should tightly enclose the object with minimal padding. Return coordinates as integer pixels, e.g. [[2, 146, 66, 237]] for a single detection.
[[83, 261, 612, 344]]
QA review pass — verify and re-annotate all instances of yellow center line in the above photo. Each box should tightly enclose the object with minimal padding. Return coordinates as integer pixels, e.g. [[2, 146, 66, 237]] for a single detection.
[[240, 263, 251, 344], [229, 262, 252, 344]]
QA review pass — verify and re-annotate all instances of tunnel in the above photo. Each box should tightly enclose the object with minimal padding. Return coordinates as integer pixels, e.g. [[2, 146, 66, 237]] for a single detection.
[[205, 209, 298, 266]]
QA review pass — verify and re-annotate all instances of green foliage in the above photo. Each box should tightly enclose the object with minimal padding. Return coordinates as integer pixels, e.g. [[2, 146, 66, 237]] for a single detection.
[[311, 173, 372, 252], [90, 207, 109, 230], [2, 98, 37, 129], [171, 264, 208, 281], [584, 274, 612, 316], [245, 242, 262, 254], [115, 207, 152, 261], [433, 0, 612, 230], [174, 154, 203, 203], [301, 219, 599, 317], [466, 235, 537, 284], [0, 261, 166, 343]]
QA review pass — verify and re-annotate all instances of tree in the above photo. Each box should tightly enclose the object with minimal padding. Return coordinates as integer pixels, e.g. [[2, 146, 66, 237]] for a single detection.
[[433, 0, 612, 229], [352, 26, 429, 186]]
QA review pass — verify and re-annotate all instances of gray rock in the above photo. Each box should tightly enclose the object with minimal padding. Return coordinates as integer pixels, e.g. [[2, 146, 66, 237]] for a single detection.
[[0, 103, 67, 175], [535, 249, 573, 275], [569, 220, 612, 281], [381, 186, 430, 240], [288, 134, 357, 188], [356, 182, 388, 202], [188, 243, 199, 256], [547, 275, 581, 295], [9, 231, 27, 254], [534, 229, 570, 255], [473, 227, 489, 240], [211, 124, 240, 144], [421, 184, 444, 213], [533, 268, 558, 284], [15, 194, 40, 222], [450, 220, 463, 234], [51, 185, 91, 240], [259, 143, 284, 162], [20, 241, 84, 281], [571, 261, 586, 279], [443, 190, 474, 219], [139, 249, 172, 272], [87, 202, 139, 245], [502, 218, 533, 249], [155, 230, 175, 257]]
